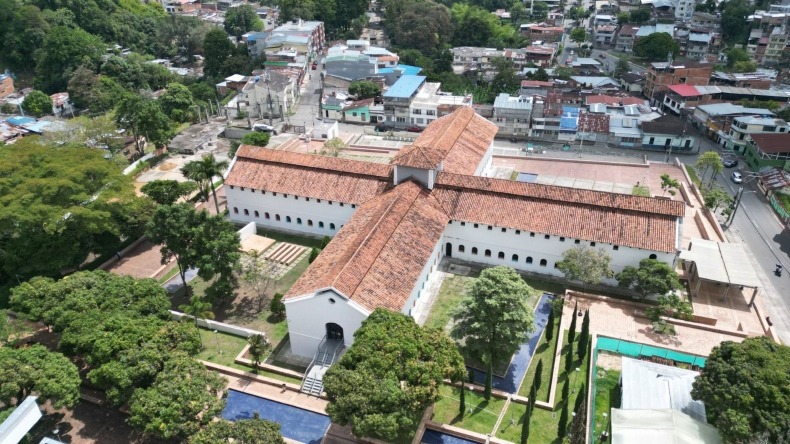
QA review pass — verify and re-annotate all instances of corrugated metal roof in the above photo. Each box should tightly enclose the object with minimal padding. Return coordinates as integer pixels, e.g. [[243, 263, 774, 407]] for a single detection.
[[621, 357, 708, 423], [679, 238, 761, 287], [383, 75, 426, 98]]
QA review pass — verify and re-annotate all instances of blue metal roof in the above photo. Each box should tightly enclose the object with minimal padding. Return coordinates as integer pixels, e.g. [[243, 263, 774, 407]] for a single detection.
[[383, 75, 426, 98], [6, 116, 35, 126], [559, 106, 579, 131], [378, 64, 423, 76]]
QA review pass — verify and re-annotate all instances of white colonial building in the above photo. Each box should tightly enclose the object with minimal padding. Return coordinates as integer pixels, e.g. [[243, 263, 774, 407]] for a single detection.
[[224, 107, 686, 373]]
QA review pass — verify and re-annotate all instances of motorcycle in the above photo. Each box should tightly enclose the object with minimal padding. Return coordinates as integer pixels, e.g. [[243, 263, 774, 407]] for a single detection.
[[775, 263, 783, 277]]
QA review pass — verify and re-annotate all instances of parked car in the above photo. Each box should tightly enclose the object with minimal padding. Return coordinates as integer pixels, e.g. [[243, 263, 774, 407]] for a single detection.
[[731, 171, 743, 183], [406, 125, 423, 132], [723, 158, 738, 168], [252, 123, 277, 134], [374, 124, 391, 132]]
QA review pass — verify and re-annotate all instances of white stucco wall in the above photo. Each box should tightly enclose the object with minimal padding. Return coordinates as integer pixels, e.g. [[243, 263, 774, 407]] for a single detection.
[[226, 185, 357, 236], [475, 145, 494, 177], [402, 238, 444, 320], [285, 289, 370, 357], [442, 221, 676, 281], [394, 165, 434, 188]]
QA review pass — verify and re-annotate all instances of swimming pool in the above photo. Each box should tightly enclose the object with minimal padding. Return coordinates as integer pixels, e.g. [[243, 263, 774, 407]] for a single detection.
[[421, 428, 479, 444], [222, 390, 331, 444]]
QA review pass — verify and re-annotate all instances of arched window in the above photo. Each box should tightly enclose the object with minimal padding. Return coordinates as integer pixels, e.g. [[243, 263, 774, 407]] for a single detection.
[[233, 207, 239, 214], [649, 254, 657, 260], [526, 257, 533, 264], [459, 245, 465, 253], [498, 251, 505, 259], [254, 210, 259, 217], [472, 247, 478, 255], [243, 209, 249, 216], [308, 220, 313, 226], [330, 223, 336, 230], [265, 212, 270, 219], [297, 218, 302, 225], [275, 214, 281, 221], [319, 221, 324, 228], [540, 259, 547, 267], [286, 216, 292, 223], [484, 249, 491, 257], [512, 254, 519, 262]]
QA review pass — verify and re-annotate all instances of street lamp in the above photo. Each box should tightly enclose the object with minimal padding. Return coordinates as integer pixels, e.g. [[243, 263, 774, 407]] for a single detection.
[[214, 329, 221, 355], [572, 367, 580, 392], [53, 428, 61, 442]]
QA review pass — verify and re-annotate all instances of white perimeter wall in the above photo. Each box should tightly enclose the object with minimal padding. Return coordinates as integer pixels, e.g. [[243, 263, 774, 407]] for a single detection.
[[442, 221, 676, 282], [285, 290, 369, 357], [226, 185, 357, 236]]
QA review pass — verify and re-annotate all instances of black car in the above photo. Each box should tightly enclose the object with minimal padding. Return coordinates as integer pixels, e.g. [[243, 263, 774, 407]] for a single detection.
[[374, 124, 390, 132], [723, 158, 738, 168]]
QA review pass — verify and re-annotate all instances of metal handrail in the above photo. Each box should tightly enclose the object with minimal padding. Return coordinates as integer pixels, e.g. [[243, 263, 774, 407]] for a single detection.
[[301, 335, 327, 389], [327, 340, 344, 367]]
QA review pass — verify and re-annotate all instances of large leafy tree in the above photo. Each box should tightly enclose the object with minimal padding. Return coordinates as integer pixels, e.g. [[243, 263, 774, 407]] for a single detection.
[[389, 1, 453, 56], [615, 258, 681, 298], [0, 141, 146, 284], [67, 67, 126, 114], [323, 309, 465, 441], [159, 82, 196, 123], [691, 337, 790, 443], [557, 246, 612, 290], [224, 4, 263, 38], [203, 28, 240, 79], [451, 266, 535, 399], [129, 353, 227, 439], [633, 32, 680, 61], [0, 345, 80, 408], [695, 151, 724, 188], [189, 417, 285, 444], [116, 93, 174, 158], [141, 179, 198, 206], [21, 90, 53, 117], [570, 27, 587, 44], [348, 80, 382, 99], [720, 0, 753, 46], [35, 26, 105, 93], [490, 57, 520, 95]]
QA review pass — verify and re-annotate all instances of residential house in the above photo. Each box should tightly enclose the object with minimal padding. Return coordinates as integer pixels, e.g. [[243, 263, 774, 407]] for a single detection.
[[50, 93, 74, 118], [569, 76, 621, 92], [0, 71, 14, 99], [746, 11, 790, 67], [641, 115, 696, 152], [524, 45, 557, 67], [227, 70, 299, 119], [409, 82, 472, 128], [451, 47, 504, 75], [634, 24, 675, 51], [724, 115, 789, 154], [710, 71, 773, 89], [661, 84, 705, 115], [684, 28, 717, 61], [568, 57, 603, 75], [744, 133, 790, 169], [615, 25, 640, 52], [382, 75, 426, 128], [322, 95, 374, 123], [163, 0, 199, 13], [620, 72, 645, 93], [644, 61, 713, 104], [272, 20, 325, 58], [491, 93, 533, 139], [578, 111, 611, 143], [520, 80, 555, 97], [519, 23, 564, 43], [691, 103, 775, 142], [595, 24, 618, 46], [324, 51, 378, 84], [691, 11, 720, 29]]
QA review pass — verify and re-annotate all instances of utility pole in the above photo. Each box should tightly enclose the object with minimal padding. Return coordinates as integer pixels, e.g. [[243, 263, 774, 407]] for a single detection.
[[727, 186, 744, 225]]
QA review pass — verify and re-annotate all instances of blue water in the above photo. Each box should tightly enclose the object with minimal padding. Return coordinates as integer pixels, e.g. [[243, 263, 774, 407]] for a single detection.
[[222, 390, 331, 444], [421, 429, 479, 444], [468, 293, 554, 394]]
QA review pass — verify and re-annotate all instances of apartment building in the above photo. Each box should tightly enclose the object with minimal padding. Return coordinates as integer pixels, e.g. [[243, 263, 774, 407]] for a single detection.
[[491, 93, 533, 139], [746, 10, 790, 67], [724, 116, 789, 154], [644, 61, 713, 103]]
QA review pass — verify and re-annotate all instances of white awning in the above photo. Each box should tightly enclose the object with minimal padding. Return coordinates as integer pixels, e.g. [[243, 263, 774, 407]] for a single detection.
[[611, 409, 722, 444], [679, 239, 761, 288]]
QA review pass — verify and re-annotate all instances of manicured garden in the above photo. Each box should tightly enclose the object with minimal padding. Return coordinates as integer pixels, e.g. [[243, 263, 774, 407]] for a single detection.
[[432, 384, 508, 436], [591, 367, 621, 439], [517, 308, 561, 400]]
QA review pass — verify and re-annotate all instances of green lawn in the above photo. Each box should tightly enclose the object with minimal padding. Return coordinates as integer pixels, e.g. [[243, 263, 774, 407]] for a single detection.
[[591, 367, 621, 439], [196, 329, 249, 367], [522, 277, 565, 297], [517, 311, 561, 400], [632, 185, 650, 196], [685, 164, 701, 187], [424, 275, 475, 330], [432, 384, 507, 436], [497, 331, 591, 444], [253, 230, 325, 249]]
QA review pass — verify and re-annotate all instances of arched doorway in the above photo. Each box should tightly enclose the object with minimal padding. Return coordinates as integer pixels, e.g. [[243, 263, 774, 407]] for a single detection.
[[445, 242, 452, 257], [326, 323, 344, 341]]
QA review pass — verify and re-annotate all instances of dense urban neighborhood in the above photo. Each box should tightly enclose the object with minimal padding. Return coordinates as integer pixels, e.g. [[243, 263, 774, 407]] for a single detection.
[[1, 0, 790, 443]]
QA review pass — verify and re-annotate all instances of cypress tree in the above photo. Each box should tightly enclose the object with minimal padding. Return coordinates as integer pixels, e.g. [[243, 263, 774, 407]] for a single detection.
[[320, 235, 331, 249], [574, 383, 586, 413], [545, 308, 555, 341], [557, 402, 569, 439], [564, 341, 574, 375], [577, 310, 590, 361], [534, 359, 544, 392], [529, 383, 537, 412], [308, 247, 319, 263], [459, 381, 466, 417], [521, 401, 533, 444], [562, 376, 570, 404], [568, 301, 578, 345]]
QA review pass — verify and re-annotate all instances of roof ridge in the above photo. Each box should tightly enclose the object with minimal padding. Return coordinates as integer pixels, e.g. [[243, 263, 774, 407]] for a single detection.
[[329, 183, 421, 296]]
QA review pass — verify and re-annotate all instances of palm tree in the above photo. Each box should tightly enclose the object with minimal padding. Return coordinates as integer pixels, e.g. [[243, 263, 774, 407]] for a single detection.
[[179, 294, 215, 346], [180, 161, 209, 203], [181, 154, 229, 214]]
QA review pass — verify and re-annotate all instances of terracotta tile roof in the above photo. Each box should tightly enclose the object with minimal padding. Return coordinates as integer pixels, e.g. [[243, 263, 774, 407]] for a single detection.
[[433, 173, 683, 253], [285, 181, 448, 311], [579, 113, 610, 133], [410, 106, 497, 175], [621, 97, 647, 105], [392, 145, 446, 169], [226, 146, 392, 204]]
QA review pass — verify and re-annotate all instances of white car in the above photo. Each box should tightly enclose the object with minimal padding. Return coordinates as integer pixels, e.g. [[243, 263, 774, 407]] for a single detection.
[[731, 172, 743, 184]]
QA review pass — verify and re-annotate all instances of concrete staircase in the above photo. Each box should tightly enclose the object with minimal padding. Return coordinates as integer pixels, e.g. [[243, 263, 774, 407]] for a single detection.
[[301, 339, 344, 396]]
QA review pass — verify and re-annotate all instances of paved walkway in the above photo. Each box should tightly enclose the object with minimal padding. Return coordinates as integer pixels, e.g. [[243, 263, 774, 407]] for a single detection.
[[104, 240, 167, 279]]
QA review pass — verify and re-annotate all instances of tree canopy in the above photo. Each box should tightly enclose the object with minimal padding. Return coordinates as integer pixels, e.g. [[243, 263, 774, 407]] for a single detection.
[[224, 4, 263, 39], [691, 337, 790, 443], [141, 180, 198, 206], [189, 418, 285, 444], [0, 345, 81, 408], [557, 246, 612, 289], [21, 90, 53, 117], [115, 93, 175, 157], [451, 266, 535, 399], [35, 26, 106, 93], [633, 32, 680, 61], [348, 80, 382, 99], [159, 82, 196, 123], [615, 258, 681, 298], [130, 353, 227, 439], [323, 309, 465, 441], [0, 140, 149, 286]]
